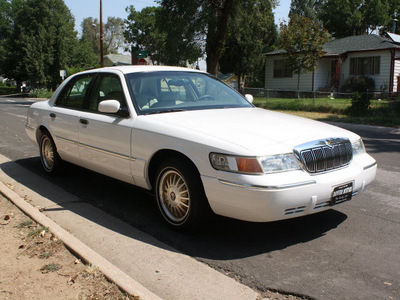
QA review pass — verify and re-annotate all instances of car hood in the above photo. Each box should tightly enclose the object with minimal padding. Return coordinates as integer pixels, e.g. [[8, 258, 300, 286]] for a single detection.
[[143, 107, 358, 155]]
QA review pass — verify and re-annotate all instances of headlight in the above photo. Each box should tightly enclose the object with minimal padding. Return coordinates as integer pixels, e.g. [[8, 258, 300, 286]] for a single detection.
[[258, 153, 301, 173], [352, 139, 365, 156], [209, 153, 301, 174], [209, 153, 263, 174]]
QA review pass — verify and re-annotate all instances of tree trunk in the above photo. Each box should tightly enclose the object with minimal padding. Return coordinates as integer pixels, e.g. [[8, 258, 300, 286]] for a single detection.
[[17, 81, 23, 93], [206, 54, 220, 76], [238, 73, 246, 94], [131, 46, 138, 65], [297, 73, 301, 101], [206, 0, 234, 76]]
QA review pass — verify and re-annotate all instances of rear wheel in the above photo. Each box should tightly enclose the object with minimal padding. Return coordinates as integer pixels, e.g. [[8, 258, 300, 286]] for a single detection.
[[39, 132, 62, 174], [155, 158, 208, 232]]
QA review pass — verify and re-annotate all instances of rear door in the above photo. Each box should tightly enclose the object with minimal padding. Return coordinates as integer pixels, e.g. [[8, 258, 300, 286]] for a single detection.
[[50, 73, 96, 162]]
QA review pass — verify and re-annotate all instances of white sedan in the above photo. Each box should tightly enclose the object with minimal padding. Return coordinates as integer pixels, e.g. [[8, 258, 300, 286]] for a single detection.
[[26, 66, 377, 231]]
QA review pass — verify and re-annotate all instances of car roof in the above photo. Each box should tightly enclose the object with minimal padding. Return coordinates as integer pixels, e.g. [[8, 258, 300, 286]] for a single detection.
[[85, 65, 206, 75]]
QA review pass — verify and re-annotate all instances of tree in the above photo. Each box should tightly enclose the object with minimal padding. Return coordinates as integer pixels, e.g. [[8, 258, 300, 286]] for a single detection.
[[124, 6, 168, 65], [219, 1, 277, 90], [1, 0, 77, 89], [289, 0, 320, 21], [203, 0, 235, 75], [381, 0, 400, 34], [68, 37, 98, 70], [81, 17, 100, 55], [158, 0, 279, 76], [318, 0, 363, 38], [81, 16, 125, 56], [362, 0, 390, 33], [104, 17, 125, 54], [0, 0, 11, 41], [0, 0, 12, 71], [317, 0, 395, 38], [156, 0, 204, 66], [279, 15, 329, 98]]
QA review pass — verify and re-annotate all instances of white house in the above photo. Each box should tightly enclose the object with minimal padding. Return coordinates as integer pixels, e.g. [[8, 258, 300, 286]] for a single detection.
[[265, 34, 400, 94]]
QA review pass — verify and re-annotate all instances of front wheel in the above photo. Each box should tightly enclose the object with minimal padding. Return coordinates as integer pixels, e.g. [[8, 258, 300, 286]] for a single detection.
[[39, 132, 63, 174], [155, 158, 208, 232]]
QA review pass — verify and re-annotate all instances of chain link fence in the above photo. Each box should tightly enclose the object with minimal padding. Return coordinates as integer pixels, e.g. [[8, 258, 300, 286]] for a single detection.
[[241, 88, 391, 101], [241, 88, 400, 115]]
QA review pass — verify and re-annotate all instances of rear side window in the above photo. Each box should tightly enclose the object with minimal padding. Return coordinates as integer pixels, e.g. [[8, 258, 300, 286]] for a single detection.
[[55, 74, 95, 109]]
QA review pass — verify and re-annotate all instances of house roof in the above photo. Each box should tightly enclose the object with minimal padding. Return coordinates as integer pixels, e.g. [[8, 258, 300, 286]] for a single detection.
[[385, 32, 400, 44], [323, 34, 400, 56], [104, 54, 132, 65], [217, 73, 236, 81], [266, 34, 400, 57]]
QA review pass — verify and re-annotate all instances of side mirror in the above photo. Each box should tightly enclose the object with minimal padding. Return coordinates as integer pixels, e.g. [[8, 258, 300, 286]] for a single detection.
[[98, 100, 121, 114], [245, 94, 254, 103]]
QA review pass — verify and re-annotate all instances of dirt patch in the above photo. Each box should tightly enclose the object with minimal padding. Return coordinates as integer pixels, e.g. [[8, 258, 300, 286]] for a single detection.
[[0, 194, 138, 300]]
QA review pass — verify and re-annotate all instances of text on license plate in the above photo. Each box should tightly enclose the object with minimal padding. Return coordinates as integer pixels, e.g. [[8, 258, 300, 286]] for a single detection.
[[329, 182, 353, 206]]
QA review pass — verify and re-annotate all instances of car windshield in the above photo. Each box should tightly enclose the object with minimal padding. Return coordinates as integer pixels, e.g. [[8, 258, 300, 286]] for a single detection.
[[125, 71, 253, 115]]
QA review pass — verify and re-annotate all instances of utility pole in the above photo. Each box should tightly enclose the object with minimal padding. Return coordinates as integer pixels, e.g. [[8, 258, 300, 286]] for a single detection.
[[392, 12, 398, 33], [100, 0, 104, 67]]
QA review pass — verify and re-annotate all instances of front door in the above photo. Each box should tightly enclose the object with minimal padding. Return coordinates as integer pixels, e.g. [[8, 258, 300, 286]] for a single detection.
[[78, 73, 135, 184]]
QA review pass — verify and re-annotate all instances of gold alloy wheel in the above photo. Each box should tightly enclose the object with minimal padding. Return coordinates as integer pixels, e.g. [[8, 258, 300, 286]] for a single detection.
[[41, 136, 54, 171], [158, 169, 190, 223]]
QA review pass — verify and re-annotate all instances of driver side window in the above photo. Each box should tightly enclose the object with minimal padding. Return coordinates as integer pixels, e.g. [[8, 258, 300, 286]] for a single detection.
[[89, 73, 128, 114]]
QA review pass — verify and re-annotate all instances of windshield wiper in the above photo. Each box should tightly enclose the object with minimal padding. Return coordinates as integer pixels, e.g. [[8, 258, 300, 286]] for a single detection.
[[146, 109, 184, 115]]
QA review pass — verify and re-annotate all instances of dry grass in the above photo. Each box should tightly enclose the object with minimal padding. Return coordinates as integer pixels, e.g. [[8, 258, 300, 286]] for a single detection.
[[1, 195, 139, 300], [276, 110, 347, 120]]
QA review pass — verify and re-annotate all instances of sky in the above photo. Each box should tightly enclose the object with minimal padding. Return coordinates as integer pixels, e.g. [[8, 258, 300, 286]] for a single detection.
[[274, 0, 291, 24], [63, 0, 158, 33], [63, 0, 291, 70], [63, 0, 291, 33]]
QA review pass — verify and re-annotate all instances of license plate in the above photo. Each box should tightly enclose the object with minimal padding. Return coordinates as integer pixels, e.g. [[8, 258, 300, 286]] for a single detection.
[[329, 182, 353, 206]]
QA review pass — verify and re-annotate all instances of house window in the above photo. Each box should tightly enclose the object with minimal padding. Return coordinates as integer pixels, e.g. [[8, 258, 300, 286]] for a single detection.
[[273, 59, 293, 78], [350, 56, 380, 76]]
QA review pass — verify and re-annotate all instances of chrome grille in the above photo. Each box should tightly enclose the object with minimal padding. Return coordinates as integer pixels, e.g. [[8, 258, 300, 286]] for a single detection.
[[294, 138, 353, 174]]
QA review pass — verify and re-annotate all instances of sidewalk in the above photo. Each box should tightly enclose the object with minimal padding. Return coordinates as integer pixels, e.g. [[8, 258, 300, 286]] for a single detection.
[[0, 153, 262, 300]]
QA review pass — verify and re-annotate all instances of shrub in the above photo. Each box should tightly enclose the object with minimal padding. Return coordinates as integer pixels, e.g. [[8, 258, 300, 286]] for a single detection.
[[29, 88, 53, 99], [66, 66, 85, 77], [348, 91, 370, 116], [342, 76, 375, 93], [0, 85, 19, 95]]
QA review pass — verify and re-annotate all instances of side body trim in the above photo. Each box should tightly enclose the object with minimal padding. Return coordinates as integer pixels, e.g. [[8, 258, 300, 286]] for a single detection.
[[218, 179, 316, 190], [55, 135, 136, 161], [364, 162, 377, 170]]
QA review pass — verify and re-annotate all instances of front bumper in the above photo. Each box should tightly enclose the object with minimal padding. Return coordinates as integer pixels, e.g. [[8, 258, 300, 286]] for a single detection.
[[201, 154, 377, 222]]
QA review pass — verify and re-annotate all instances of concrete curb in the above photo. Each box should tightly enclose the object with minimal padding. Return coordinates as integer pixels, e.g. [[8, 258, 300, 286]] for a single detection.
[[327, 121, 400, 133], [0, 181, 162, 300]]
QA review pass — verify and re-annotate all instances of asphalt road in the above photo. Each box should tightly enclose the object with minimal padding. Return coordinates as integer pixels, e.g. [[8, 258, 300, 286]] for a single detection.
[[1, 96, 399, 300]]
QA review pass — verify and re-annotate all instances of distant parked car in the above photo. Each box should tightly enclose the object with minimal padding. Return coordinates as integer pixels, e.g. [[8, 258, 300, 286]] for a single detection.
[[26, 66, 377, 231]]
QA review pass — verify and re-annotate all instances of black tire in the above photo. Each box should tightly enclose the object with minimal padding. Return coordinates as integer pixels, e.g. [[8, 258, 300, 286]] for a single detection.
[[39, 132, 63, 174], [155, 158, 208, 232]]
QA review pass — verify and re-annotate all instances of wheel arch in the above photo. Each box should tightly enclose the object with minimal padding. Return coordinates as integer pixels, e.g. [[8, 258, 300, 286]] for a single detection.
[[36, 125, 52, 144], [147, 149, 202, 190]]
